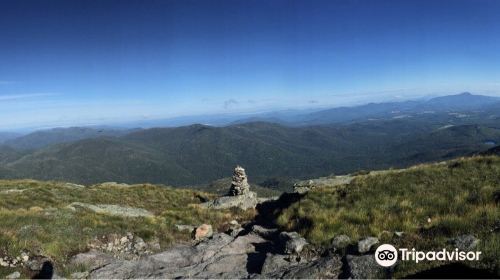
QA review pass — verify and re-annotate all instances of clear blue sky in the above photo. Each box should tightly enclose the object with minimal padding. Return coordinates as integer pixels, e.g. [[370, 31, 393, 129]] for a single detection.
[[1, 0, 500, 129]]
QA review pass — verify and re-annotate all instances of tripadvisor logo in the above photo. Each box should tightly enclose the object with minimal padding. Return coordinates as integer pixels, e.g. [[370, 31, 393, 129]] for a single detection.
[[375, 244, 398, 267], [374, 244, 482, 267]]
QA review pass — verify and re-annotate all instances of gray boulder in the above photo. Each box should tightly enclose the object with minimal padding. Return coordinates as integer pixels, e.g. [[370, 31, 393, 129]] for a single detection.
[[330, 234, 351, 250], [25, 255, 52, 272], [70, 250, 116, 271], [263, 254, 342, 279], [5, 271, 20, 279], [260, 254, 296, 275], [175, 224, 195, 232], [227, 220, 244, 237], [346, 254, 386, 279], [450, 234, 480, 251], [358, 237, 379, 253], [192, 224, 214, 241], [252, 225, 278, 239], [280, 232, 308, 254], [201, 191, 259, 210]]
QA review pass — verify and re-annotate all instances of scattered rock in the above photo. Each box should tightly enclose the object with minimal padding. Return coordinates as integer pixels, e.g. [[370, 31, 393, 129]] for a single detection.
[[62, 183, 86, 188], [81, 223, 341, 279], [293, 175, 354, 193], [90, 232, 268, 279], [193, 224, 213, 241], [69, 202, 154, 218], [70, 250, 116, 271], [5, 271, 20, 279], [227, 220, 243, 237], [264, 254, 342, 279], [251, 225, 279, 238], [86, 233, 154, 260], [358, 237, 379, 253], [25, 255, 50, 271], [20, 252, 29, 263], [450, 234, 480, 251], [98, 182, 131, 188], [133, 237, 147, 251], [330, 234, 351, 250], [175, 224, 195, 232], [280, 231, 308, 254], [228, 166, 250, 196], [346, 254, 386, 279]]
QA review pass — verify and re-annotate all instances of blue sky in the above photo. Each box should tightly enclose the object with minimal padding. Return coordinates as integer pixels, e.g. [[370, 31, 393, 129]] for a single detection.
[[1, 0, 500, 129]]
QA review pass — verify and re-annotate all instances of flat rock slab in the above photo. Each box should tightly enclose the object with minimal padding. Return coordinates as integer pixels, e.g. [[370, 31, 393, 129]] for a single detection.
[[97, 182, 132, 188], [70, 250, 116, 271], [68, 202, 154, 218], [294, 175, 354, 193], [262, 254, 342, 279], [201, 192, 259, 210], [90, 233, 268, 279]]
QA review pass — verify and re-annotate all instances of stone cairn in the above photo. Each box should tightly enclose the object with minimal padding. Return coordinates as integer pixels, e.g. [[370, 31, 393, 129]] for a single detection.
[[228, 166, 250, 196]]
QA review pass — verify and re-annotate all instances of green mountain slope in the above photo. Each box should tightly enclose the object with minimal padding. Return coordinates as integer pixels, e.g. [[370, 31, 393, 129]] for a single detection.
[[5, 138, 193, 185], [2, 122, 500, 186], [4, 127, 134, 150]]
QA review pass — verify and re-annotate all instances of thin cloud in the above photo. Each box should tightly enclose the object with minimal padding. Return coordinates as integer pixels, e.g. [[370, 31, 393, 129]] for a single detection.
[[223, 99, 238, 109], [0, 92, 59, 101]]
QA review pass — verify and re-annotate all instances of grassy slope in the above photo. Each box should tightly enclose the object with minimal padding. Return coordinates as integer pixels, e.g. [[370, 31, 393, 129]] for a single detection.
[[276, 156, 500, 277], [0, 181, 255, 277]]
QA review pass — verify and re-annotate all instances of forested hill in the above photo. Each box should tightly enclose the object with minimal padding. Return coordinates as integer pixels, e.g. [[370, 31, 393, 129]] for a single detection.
[[1, 119, 500, 186]]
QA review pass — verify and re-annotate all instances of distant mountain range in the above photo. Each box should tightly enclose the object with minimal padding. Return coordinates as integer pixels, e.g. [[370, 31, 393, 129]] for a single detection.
[[291, 92, 500, 125], [0, 132, 22, 144], [3, 127, 137, 150], [0, 92, 499, 187], [122, 92, 500, 127]]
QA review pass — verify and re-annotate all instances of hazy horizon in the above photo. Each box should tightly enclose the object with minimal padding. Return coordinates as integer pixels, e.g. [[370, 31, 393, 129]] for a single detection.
[[0, 91, 498, 132], [2, 0, 500, 129]]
